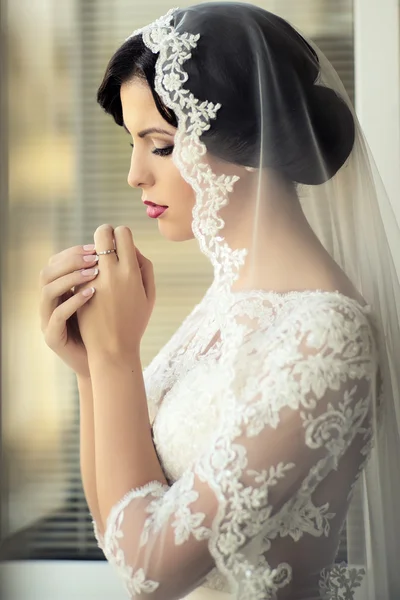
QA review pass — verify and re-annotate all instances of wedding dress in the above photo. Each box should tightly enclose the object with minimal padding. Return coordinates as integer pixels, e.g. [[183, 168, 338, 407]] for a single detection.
[[90, 4, 400, 599], [92, 282, 382, 600]]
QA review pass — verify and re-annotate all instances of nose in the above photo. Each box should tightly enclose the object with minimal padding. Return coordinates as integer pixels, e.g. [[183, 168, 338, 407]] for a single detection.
[[127, 152, 153, 189]]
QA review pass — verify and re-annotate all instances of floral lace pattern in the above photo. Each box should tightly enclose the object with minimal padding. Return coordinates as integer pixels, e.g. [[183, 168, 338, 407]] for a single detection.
[[139, 471, 212, 547], [92, 291, 378, 600], [319, 563, 365, 600]]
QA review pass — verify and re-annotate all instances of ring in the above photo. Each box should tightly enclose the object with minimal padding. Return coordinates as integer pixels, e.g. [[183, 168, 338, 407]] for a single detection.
[[96, 248, 117, 255]]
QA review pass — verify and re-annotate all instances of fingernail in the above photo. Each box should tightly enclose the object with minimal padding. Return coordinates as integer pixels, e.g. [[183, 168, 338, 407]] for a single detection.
[[82, 287, 95, 297], [83, 244, 96, 251], [83, 254, 99, 263], [82, 268, 98, 276]]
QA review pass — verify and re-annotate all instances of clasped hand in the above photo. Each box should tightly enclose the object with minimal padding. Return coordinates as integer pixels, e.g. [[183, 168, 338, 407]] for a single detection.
[[77, 224, 155, 362]]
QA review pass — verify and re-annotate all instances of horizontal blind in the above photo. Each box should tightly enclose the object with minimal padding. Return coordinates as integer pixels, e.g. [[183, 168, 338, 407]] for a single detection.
[[1, 0, 353, 561]]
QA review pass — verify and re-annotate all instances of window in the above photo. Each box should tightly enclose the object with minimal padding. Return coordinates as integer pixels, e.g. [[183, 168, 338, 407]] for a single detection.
[[0, 0, 354, 562]]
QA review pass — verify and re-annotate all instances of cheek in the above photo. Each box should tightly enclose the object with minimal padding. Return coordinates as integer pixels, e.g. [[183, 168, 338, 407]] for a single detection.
[[166, 164, 196, 209], [156, 163, 197, 242]]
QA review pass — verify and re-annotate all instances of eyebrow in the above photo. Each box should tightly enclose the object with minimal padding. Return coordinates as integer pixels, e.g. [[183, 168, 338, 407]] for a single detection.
[[123, 123, 175, 138]]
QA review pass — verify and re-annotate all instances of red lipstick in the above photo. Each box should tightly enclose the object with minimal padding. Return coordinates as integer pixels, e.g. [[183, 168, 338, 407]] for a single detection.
[[144, 201, 168, 219]]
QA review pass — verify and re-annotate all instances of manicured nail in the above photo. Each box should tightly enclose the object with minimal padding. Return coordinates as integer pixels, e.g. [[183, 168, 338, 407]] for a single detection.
[[83, 244, 96, 251], [82, 268, 98, 276], [83, 254, 99, 262], [82, 287, 95, 297]]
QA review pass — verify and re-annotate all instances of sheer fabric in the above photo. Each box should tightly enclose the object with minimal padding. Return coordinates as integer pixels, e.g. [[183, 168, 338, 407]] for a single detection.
[[92, 4, 400, 599]]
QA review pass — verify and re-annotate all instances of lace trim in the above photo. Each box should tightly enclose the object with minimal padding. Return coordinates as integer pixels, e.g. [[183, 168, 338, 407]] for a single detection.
[[129, 8, 247, 294], [99, 481, 170, 596], [103, 480, 170, 550], [139, 471, 212, 547], [91, 517, 105, 551]]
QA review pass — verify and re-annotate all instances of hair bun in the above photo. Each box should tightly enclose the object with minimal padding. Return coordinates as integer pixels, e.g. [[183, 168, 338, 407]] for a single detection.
[[284, 86, 355, 185]]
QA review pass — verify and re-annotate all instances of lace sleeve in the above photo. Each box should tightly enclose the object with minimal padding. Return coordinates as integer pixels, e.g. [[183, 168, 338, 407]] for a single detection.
[[92, 300, 377, 600], [92, 517, 105, 551]]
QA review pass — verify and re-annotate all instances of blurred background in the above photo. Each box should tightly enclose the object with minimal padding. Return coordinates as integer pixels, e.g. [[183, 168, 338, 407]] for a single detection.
[[0, 0, 399, 598]]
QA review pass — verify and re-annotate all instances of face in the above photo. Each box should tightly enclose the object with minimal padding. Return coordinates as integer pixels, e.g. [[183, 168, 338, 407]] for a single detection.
[[121, 77, 196, 241]]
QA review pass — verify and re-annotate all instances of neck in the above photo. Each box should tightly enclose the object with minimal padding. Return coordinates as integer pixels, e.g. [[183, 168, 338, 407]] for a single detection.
[[219, 174, 339, 293]]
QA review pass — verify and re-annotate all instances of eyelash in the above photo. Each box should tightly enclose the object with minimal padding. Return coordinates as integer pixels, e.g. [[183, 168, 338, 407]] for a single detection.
[[129, 143, 174, 157]]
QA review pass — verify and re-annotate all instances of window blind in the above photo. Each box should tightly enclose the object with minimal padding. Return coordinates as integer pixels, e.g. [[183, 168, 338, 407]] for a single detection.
[[0, 0, 354, 562]]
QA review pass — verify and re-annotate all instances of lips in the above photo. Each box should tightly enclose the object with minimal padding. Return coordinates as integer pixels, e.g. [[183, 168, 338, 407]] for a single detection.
[[143, 201, 169, 208], [143, 201, 169, 219]]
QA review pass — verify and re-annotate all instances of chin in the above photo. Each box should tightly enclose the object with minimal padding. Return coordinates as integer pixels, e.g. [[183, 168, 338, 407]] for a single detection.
[[157, 220, 195, 242]]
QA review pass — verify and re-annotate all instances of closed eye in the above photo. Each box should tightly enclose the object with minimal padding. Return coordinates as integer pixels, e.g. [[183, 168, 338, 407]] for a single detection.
[[153, 146, 174, 157], [129, 143, 174, 157]]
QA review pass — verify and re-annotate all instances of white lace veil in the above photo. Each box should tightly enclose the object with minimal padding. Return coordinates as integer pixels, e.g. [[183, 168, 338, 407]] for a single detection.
[[96, 4, 400, 599]]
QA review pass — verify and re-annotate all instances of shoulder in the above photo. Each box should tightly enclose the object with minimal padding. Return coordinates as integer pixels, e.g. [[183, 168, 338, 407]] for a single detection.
[[279, 290, 373, 330], [268, 291, 378, 362]]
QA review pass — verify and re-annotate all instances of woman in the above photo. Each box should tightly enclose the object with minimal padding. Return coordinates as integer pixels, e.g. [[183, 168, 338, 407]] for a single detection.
[[39, 3, 400, 599]]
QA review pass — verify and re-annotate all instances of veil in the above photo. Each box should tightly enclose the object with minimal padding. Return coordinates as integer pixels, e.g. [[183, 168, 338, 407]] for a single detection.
[[93, 4, 400, 599]]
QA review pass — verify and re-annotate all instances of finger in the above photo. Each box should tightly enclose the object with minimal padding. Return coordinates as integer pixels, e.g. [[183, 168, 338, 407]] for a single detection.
[[45, 287, 96, 349], [135, 248, 156, 304], [40, 247, 99, 287], [40, 267, 99, 331], [114, 226, 137, 270], [47, 244, 97, 266], [94, 224, 118, 265]]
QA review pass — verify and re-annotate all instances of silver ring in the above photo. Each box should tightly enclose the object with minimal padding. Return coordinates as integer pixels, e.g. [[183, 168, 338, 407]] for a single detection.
[[96, 248, 116, 255]]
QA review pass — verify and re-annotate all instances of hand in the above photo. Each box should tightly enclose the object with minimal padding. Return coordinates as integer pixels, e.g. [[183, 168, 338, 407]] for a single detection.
[[39, 244, 100, 377], [77, 225, 156, 363]]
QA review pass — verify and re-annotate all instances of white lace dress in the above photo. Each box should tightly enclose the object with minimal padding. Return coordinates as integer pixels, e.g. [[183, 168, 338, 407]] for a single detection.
[[92, 285, 381, 600]]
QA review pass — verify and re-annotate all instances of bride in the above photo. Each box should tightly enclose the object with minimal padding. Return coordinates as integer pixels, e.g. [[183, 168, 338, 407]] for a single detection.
[[39, 3, 400, 599]]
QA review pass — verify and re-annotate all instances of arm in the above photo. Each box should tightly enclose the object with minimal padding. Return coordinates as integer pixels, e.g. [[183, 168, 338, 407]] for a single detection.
[[88, 301, 377, 600], [89, 354, 169, 536], [76, 375, 104, 545]]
